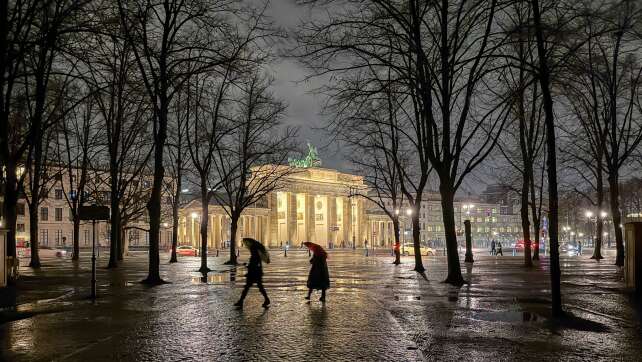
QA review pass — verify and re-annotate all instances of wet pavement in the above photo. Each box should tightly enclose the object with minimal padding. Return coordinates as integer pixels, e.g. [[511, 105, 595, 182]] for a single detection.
[[0, 249, 641, 361]]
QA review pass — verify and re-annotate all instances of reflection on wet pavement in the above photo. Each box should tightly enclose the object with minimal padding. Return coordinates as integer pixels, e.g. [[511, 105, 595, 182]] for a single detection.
[[0, 251, 640, 361]]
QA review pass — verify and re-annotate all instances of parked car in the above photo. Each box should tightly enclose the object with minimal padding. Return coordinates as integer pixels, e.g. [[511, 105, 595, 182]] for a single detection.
[[55, 249, 68, 257], [175, 245, 199, 257], [559, 242, 579, 256], [401, 243, 436, 256], [16, 240, 31, 258], [511, 239, 545, 252]]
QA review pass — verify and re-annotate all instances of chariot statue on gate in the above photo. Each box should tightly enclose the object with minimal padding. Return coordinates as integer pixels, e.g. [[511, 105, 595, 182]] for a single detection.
[[288, 142, 322, 168]]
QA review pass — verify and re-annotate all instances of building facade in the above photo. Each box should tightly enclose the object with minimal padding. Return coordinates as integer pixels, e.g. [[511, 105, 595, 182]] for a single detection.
[[365, 192, 523, 248]]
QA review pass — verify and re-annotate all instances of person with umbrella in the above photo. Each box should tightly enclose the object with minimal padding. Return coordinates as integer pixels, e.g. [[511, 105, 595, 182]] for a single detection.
[[303, 242, 330, 302], [234, 238, 270, 308]]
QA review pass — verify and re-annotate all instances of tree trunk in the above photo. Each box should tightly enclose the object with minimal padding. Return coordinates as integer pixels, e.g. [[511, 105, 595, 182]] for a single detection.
[[199, 184, 210, 273], [521, 174, 533, 267], [72, 214, 80, 261], [107, 198, 119, 268], [169, 171, 181, 263], [28, 203, 41, 268], [393, 218, 401, 265], [440, 183, 464, 285], [225, 215, 239, 265], [411, 212, 424, 272], [531, 0, 562, 317], [529, 174, 541, 261], [28, 136, 44, 268], [118, 226, 125, 260], [609, 176, 624, 267], [170, 203, 179, 263], [144, 148, 165, 284], [2, 163, 18, 260], [592, 156, 605, 260]]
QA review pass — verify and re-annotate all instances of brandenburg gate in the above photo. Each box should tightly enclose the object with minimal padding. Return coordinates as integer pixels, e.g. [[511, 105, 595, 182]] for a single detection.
[[178, 145, 369, 249]]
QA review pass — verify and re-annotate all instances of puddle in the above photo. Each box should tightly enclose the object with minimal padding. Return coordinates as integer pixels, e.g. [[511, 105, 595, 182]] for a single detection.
[[393, 295, 422, 301], [471, 310, 543, 323], [190, 273, 233, 284]]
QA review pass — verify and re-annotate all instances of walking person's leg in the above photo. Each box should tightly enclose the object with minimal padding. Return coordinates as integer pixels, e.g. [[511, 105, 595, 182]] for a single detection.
[[320, 288, 326, 302], [257, 280, 270, 307], [305, 288, 312, 300], [234, 281, 253, 307]]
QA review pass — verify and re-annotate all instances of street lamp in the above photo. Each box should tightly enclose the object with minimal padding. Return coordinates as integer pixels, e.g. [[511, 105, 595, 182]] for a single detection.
[[600, 211, 608, 219], [404, 208, 413, 255], [584, 211, 595, 247]]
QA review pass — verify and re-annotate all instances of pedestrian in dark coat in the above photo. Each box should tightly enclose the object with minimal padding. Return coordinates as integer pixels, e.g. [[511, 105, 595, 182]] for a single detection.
[[490, 239, 496, 256], [234, 238, 270, 308], [303, 242, 330, 302], [496, 242, 503, 256]]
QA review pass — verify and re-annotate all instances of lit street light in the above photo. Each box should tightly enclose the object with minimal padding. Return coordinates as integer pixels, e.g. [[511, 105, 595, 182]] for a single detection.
[[404, 208, 413, 255]]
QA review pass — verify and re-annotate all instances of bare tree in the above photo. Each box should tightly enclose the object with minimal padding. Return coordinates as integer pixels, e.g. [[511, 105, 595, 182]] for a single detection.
[[81, 14, 153, 268], [296, 0, 510, 284], [164, 86, 189, 263], [212, 72, 297, 265], [0, 0, 85, 276], [592, 1, 642, 267], [116, 0, 272, 284], [55, 85, 102, 261], [185, 68, 235, 273], [530, 0, 564, 317], [497, 1, 548, 266]]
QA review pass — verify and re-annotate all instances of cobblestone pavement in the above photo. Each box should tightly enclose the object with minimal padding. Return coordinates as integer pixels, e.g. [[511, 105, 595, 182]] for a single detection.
[[0, 249, 641, 361]]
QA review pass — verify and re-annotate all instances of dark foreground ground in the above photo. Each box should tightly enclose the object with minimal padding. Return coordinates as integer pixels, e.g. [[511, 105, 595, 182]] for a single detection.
[[0, 249, 641, 361]]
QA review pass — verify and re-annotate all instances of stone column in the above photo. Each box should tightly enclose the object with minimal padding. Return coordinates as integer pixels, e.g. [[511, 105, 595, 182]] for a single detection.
[[268, 192, 278, 247], [306, 194, 315, 242], [287, 192, 297, 244], [327, 195, 336, 247], [343, 197, 351, 247]]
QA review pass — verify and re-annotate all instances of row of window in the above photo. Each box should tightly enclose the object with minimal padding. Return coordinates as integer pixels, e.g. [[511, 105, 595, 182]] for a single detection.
[[38, 207, 68, 222]]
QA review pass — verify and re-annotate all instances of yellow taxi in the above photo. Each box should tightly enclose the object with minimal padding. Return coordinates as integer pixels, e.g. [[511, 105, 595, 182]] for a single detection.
[[401, 243, 436, 256]]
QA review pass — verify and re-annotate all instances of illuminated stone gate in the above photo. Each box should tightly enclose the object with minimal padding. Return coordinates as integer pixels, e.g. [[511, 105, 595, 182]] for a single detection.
[[178, 167, 369, 249], [268, 167, 368, 249]]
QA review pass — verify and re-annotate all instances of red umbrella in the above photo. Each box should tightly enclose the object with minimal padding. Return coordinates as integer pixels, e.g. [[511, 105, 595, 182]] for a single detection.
[[303, 242, 328, 259]]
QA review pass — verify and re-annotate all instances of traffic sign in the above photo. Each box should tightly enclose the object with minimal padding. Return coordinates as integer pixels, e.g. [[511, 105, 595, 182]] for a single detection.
[[79, 205, 110, 220]]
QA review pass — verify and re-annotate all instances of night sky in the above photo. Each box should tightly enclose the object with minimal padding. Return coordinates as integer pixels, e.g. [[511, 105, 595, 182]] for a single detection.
[[266, 0, 349, 172]]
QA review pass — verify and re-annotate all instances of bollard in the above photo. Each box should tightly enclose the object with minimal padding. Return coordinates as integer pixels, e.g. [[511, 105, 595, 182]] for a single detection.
[[216, 249, 219, 257]]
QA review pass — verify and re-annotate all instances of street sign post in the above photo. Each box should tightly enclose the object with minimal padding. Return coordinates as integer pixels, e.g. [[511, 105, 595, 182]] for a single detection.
[[79, 205, 110, 300]]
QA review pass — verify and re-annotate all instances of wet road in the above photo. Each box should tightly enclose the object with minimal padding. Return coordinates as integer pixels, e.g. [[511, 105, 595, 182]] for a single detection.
[[1, 250, 641, 361]]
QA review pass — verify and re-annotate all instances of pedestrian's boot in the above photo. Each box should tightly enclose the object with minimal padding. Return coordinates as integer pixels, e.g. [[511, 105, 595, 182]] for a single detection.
[[262, 298, 270, 308]]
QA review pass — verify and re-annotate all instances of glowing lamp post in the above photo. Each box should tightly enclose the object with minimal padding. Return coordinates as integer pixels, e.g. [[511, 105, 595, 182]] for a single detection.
[[404, 208, 413, 255]]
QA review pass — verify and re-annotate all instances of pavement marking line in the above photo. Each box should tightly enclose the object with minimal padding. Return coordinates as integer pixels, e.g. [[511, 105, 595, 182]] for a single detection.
[[58, 336, 113, 361]]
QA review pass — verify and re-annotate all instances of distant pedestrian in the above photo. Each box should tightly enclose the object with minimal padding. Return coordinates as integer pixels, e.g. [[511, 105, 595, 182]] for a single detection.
[[496, 242, 503, 256], [234, 238, 270, 309], [303, 242, 330, 302], [490, 239, 496, 256], [577, 241, 582, 256]]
